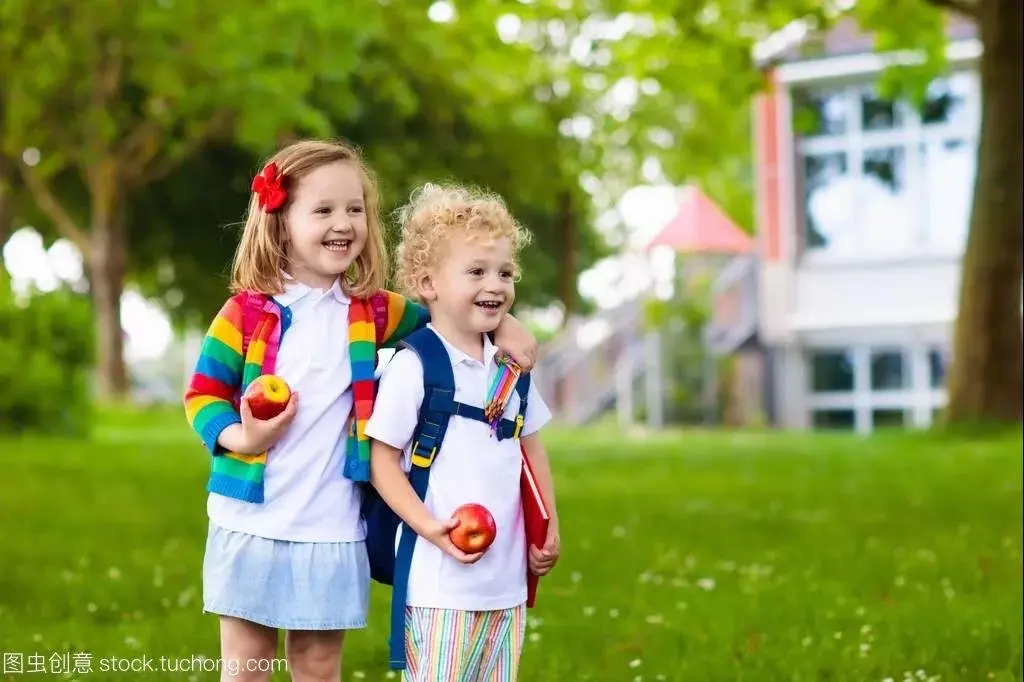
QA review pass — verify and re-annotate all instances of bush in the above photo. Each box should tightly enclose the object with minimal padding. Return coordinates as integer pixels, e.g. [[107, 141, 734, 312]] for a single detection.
[[0, 276, 95, 436]]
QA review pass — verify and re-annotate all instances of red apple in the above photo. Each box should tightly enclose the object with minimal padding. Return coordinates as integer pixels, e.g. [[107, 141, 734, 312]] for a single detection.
[[448, 503, 497, 553], [243, 374, 291, 420]]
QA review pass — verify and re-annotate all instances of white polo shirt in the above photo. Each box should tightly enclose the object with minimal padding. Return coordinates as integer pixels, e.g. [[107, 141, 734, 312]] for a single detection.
[[364, 325, 552, 611], [207, 278, 364, 543]]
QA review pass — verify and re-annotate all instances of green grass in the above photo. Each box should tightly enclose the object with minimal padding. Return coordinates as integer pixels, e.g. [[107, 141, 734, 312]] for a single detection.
[[1, 409, 1020, 681]]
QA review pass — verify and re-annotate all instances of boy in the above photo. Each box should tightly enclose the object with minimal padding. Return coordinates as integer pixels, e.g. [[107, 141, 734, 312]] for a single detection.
[[365, 183, 560, 680]]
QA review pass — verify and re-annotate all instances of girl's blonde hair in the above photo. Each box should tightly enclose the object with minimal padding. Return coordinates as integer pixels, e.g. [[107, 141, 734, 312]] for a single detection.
[[394, 183, 531, 303], [229, 139, 388, 298]]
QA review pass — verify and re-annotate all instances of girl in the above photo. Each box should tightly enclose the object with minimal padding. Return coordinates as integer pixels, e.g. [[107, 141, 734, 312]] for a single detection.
[[183, 141, 538, 682], [365, 184, 561, 681]]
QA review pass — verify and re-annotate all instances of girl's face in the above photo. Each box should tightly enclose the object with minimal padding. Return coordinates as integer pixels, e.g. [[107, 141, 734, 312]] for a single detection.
[[283, 161, 368, 290]]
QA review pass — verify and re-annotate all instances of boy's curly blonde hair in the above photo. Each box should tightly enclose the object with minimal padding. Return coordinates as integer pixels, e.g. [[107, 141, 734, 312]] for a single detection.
[[394, 183, 532, 303]]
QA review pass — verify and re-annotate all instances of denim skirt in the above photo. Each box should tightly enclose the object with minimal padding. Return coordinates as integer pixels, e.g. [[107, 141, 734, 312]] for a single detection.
[[202, 523, 371, 630]]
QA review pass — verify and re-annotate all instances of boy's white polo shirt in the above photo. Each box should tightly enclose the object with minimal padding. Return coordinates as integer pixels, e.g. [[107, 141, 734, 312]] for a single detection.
[[207, 278, 365, 543], [365, 325, 552, 611]]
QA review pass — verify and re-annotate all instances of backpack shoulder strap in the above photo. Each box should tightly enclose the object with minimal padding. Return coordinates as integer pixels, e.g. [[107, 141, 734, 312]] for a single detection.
[[399, 327, 457, 469], [236, 291, 269, 358], [388, 326, 456, 669], [368, 290, 390, 347]]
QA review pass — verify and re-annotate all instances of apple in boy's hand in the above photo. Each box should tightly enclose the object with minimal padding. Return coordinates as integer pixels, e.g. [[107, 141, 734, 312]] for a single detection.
[[244, 374, 292, 420], [449, 503, 497, 553]]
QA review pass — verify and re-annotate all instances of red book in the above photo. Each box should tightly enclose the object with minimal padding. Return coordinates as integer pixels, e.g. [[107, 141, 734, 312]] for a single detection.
[[520, 446, 550, 608]]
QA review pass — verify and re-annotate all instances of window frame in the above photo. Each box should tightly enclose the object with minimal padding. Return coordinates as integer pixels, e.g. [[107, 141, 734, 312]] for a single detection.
[[791, 69, 980, 265]]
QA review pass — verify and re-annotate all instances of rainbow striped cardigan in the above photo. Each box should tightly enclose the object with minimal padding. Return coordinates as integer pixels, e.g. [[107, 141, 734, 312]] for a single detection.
[[183, 289, 428, 503]]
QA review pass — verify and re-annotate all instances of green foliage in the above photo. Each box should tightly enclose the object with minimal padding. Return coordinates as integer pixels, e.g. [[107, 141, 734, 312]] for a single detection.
[[0, 286, 95, 436]]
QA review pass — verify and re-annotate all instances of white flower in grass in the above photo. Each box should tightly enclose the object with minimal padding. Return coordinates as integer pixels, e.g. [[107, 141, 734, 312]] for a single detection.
[[638, 571, 652, 584], [628, 658, 642, 668], [612, 525, 627, 538], [859, 643, 871, 657], [351, 671, 365, 679], [107, 567, 121, 580], [608, 608, 620, 618], [528, 632, 541, 643], [385, 672, 397, 679], [582, 606, 595, 616], [124, 636, 139, 649], [86, 603, 97, 613], [696, 577, 715, 591], [801, 637, 812, 648], [571, 571, 582, 583], [645, 614, 664, 625], [834, 631, 842, 640]]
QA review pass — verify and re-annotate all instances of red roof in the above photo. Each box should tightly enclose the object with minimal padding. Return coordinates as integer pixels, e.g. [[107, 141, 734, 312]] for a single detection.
[[645, 186, 752, 254]]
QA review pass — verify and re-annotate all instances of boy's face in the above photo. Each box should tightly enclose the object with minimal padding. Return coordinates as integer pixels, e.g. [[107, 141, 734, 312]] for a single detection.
[[422, 231, 516, 336]]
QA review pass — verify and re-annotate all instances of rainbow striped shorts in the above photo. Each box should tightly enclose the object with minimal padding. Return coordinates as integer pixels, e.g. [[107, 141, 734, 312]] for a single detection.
[[402, 604, 527, 681]]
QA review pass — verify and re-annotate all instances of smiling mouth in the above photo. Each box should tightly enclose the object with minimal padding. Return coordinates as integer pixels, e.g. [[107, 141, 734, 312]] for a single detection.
[[475, 301, 502, 310], [322, 240, 351, 252]]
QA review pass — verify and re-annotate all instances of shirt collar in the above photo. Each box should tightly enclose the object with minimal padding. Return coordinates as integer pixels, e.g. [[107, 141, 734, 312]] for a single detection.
[[274, 275, 349, 307], [426, 323, 499, 368]]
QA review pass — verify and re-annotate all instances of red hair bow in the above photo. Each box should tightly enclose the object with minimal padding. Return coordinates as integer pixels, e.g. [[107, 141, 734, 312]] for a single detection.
[[251, 162, 287, 213]]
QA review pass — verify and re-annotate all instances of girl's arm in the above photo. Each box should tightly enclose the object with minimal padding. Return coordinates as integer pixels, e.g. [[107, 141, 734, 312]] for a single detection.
[[370, 441, 483, 564], [376, 291, 430, 349], [184, 296, 246, 454], [376, 290, 538, 369]]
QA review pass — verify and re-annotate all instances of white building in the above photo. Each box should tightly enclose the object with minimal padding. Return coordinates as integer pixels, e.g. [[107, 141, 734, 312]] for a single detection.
[[747, 16, 980, 432]]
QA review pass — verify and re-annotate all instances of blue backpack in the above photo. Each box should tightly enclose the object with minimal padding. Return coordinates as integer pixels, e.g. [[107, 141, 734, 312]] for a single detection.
[[361, 327, 530, 670]]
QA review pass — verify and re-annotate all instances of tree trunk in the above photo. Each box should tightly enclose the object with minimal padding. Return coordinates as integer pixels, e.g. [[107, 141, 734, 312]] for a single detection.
[[87, 167, 130, 400], [944, 0, 1023, 426], [0, 156, 14, 247], [557, 190, 575, 321]]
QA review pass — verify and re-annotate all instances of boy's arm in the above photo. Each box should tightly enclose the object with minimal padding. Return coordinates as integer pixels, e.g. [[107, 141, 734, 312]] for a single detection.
[[520, 380, 558, 526], [365, 349, 483, 563], [521, 433, 559, 529], [183, 297, 245, 454]]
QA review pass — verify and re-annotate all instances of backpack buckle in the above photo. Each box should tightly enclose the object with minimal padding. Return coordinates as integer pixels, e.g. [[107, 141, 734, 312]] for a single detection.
[[410, 441, 437, 468], [513, 414, 524, 439]]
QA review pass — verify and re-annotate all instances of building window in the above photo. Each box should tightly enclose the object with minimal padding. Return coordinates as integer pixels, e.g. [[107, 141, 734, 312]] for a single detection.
[[792, 71, 979, 259], [809, 349, 855, 392], [812, 409, 856, 430], [872, 408, 909, 429], [929, 346, 950, 388], [870, 349, 908, 390], [804, 344, 949, 433]]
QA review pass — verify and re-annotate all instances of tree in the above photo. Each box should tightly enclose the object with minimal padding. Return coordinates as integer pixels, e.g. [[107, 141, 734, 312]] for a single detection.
[[0, 0, 380, 398], [127, 4, 610, 329], [940, 0, 1022, 425]]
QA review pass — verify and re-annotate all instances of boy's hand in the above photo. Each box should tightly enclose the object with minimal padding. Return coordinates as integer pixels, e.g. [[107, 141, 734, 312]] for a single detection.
[[238, 393, 299, 454], [493, 314, 538, 371], [423, 517, 486, 565], [528, 523, 560, 576]]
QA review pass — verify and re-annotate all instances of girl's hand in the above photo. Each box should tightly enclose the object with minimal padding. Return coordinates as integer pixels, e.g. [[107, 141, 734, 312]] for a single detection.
[[238, 393, 299, 454], [529, 523, 560, 576], [422, 517, 485, 565], [492, 314, 538, 371]]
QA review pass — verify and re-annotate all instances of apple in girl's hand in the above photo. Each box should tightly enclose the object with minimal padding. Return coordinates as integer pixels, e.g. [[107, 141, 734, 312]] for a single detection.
[[244, 374, 291, 420], [449, 503, 497, 553]]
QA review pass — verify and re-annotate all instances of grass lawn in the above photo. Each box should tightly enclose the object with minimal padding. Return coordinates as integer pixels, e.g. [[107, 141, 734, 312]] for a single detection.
[[0, 409, 1020, 681]]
